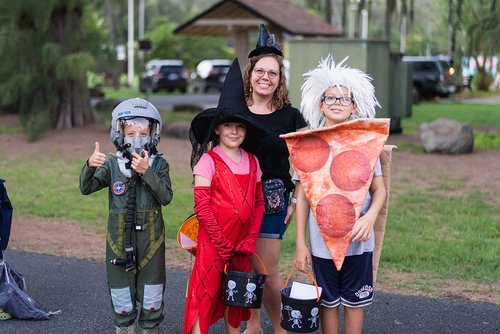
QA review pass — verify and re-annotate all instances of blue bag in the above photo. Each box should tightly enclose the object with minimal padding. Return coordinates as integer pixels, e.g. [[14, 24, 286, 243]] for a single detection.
[[0, 179, 13, 252], [0, 260, 50, 320], [0, 180, 59, 320]]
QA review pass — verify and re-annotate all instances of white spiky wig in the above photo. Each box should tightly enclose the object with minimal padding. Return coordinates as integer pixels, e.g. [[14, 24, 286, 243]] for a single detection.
[[300, 54, 380, 129]]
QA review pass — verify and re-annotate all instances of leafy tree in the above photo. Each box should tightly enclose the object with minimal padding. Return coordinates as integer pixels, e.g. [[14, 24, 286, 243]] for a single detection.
[[145, 20, 234, 70], [0, 0, 104, 140], [456, 0, 499, 90]]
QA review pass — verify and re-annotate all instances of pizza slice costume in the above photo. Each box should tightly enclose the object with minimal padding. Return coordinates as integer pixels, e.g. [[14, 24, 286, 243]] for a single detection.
[[282, 118, 389, 270], [184, 58, 265, 334]]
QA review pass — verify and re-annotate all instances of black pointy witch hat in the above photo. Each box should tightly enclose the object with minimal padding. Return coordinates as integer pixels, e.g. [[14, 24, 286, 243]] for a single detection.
[[189, 58, 265, 168], [248, 24, 283, 58]]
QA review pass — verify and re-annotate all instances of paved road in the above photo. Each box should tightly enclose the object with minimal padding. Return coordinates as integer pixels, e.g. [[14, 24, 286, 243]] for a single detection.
[[1, 250, 498, 334]]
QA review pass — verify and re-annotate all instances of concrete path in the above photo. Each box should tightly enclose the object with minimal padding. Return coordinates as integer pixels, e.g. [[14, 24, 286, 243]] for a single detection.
[[1, 250, 498, 333]]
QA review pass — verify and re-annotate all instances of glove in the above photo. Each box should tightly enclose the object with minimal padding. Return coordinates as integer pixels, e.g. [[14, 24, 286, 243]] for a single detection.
[[194, 186, 235, 262], [235, 181, 264, 255]]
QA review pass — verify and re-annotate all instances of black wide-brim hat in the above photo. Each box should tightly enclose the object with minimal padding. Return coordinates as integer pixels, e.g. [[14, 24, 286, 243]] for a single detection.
[[190, 58, 265, 154], [190, 107, 265, 151]]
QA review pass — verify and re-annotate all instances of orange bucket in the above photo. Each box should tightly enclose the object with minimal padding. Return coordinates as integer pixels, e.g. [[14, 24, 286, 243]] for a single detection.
[[177, 213, 199, 255]]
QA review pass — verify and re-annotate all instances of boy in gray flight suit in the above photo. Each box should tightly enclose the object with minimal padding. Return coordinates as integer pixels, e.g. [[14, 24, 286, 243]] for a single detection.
[[80, 98, 173, 334]]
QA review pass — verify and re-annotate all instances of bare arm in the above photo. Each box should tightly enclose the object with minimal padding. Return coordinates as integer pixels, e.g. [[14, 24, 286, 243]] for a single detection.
[[294, 181, 312, 272], [351, 175, 386, 242]]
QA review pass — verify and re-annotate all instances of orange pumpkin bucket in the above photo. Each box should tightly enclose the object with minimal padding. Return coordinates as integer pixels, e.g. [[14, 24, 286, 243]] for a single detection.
[[177, 213, 199, 255]]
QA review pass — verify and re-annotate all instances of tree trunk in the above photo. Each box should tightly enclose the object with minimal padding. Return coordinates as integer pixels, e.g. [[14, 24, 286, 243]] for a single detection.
[[325, 0, 332, 24], [448, 0, 463, 62], [342, 0, 348, 34], [106, 0, 120, 89], [57, 82, 73, 130], [385, 0, 396, 41], [56, 80, 94, 129], [473, 56, 490, 91]]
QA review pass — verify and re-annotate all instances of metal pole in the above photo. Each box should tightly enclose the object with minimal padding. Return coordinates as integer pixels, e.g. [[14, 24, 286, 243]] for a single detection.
[[139, 0, 144, 40], [139, 0, 146, 99], [348, 2, 356, 39], [400, 15, 407, 54], [361, 9, 368, 40], [127, 0, 135, 88]]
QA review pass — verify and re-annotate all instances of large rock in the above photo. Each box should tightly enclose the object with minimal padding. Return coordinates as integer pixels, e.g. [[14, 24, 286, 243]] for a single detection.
[[420, 118, 474, 153]]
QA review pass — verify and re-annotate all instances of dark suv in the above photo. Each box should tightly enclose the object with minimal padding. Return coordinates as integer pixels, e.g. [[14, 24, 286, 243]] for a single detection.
[[402, 56, 459, 100], [139, 59, 190, 93], [192, 59, 231, 93]]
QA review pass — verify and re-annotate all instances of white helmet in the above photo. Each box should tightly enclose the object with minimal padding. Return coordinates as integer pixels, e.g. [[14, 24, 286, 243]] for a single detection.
[[110, 98, 162, 152]]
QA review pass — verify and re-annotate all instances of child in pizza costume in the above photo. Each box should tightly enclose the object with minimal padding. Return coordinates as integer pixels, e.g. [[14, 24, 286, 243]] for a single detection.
[[293, 55, 387, 334], [184, 59, 265, 334], [80, 98, 173, 334]]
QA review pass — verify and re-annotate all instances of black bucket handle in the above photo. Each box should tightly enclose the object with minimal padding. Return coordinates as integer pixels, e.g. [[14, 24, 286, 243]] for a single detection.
[[224, 252, 267, 275], [283, 268, 321, 303]]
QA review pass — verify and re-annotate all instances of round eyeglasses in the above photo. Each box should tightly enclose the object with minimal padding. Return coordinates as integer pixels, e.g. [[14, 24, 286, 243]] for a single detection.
[[253, 67, 279, 79], [321, 95, 354, 106]]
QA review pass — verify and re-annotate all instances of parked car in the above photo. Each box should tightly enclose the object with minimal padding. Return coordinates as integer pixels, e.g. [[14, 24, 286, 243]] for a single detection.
[[139, 59, 190, 93], [192, 59, 232, 93], [402, 56, 460, 101]]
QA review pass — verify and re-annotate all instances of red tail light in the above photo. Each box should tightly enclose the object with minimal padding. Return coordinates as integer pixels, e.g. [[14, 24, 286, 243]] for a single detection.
[[182, 69, 189, 79], [209, 68, 220, 76]]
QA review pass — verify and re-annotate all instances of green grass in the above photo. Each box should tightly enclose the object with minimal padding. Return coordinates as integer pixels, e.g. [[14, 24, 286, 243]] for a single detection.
[[382, 190, 499, 283], [1, 98, 499, 294], [399, 101, 500, 151], [3, 148, 498, 285], [459, 88, 500, 98], [102, 87, 194, 100], [0, 125, 22, 134], [102, 86, 141, 100]]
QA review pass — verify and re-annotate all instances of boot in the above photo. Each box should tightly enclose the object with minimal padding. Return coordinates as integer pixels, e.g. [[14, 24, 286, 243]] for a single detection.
[[142, 327, 160, 334], [116, 325, 135, 334]]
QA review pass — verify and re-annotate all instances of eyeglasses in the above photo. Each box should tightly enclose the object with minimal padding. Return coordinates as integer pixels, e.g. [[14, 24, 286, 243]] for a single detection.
[[321, 95, 354, 106], [253, 67, 279, 79]]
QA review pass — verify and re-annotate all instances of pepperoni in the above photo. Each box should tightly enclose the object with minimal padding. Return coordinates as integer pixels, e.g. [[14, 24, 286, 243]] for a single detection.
[[291, 135, 330, 173], [330, 150, 371, 191], [316, 194, 355, 238]]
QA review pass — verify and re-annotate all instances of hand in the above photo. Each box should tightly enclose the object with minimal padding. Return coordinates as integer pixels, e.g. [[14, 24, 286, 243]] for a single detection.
[[88, 142, 106, 168], [351, 212, 376, 242], [294, 244, 311, 273], [284, 201, 296, 226], [219, 246, 235, 262], [235, 239, 253, 255], [131, 150, 149, 174]]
